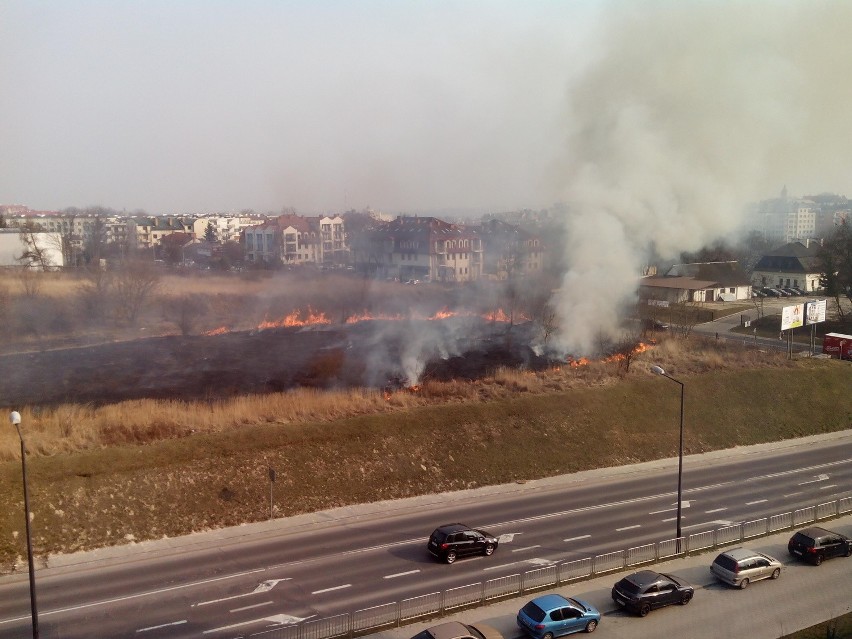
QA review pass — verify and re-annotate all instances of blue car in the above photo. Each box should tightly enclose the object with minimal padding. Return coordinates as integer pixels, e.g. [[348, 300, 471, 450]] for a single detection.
[[517, 594, 600, 638]]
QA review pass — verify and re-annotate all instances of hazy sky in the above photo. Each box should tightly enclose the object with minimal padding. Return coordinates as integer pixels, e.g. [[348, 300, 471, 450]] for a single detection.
[[0, 1, 603, 214]]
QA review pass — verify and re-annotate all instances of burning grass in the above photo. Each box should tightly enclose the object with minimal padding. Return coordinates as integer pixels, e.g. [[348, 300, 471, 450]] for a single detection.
[[0, 354, 847, 573], [0, 335, 798, 462]]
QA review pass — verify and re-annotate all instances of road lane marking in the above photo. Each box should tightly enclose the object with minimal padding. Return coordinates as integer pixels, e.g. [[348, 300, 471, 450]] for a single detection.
[[194, 579, 291, 607], [512, 545, 541, 553], [10, 455, 848, 628], [483, 560, 530, 571], [705, 507, 727, 513], [384, 570, 420, 579], [799, 473, 830, 485], [819, 484, 838, 490], [649, 500, 692, 515], [0, 566, 271, 623], [230, 601, 273, 613], [746, 499, 767, 505], [683, 520, 732, 530], [137, 620, 187, 633], [563, 535, 591, 543], [312, 584, 351, 595], [616, 525, 640, 532], [661, 517, 676, 522]]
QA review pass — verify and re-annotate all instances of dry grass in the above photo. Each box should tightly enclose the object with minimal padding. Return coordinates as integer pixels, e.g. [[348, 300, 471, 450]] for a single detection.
[[0, 341, 847, 572], [0, 335, 797, 462]]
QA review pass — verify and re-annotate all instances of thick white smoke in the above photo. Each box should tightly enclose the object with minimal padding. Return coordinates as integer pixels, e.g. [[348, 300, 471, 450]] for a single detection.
[[552, 2, 852, 355]]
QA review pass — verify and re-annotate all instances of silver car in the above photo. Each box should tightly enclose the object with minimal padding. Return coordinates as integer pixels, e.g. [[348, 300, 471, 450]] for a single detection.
[[710, 547, 783, 588]]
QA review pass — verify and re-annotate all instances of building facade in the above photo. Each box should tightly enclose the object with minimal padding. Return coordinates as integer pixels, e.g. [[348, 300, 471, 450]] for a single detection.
[[751, 241, 823, 292]]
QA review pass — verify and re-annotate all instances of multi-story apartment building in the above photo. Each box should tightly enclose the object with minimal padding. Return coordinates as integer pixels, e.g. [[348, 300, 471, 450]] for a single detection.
[[784, 201, 817, 243], [476, 219, 543, 280], [751, 188, 847, 244], [353, 216, 483, 282], [191, 214, 264, 244], [2, 208, 132, 259], [243, 214, 346, 266], [129, 216, 196, 249]]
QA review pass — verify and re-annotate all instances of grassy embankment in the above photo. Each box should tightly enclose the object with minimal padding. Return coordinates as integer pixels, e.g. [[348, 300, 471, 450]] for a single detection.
[[0, 346, 849, 573]]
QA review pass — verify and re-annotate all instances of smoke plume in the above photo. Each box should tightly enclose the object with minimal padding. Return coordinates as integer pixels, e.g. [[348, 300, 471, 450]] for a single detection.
[[551, 2, 852, 355]]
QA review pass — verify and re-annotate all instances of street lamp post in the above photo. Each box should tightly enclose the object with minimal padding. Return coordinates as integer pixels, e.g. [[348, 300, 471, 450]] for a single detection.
[[650, 366, 684, 549], [9, 411, 39, 639]]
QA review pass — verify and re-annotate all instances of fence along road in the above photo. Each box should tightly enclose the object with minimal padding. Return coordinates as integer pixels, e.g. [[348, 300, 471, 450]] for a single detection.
[[257, 498, 852, 639], [373, 513, 852, 639]]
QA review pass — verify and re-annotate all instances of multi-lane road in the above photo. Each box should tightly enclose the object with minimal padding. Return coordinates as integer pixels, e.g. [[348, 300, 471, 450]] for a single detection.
[[0, 433, 850, 638]]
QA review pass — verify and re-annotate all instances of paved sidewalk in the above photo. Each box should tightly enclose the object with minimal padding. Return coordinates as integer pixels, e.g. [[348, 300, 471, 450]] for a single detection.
[[373, 514, 852, 639]]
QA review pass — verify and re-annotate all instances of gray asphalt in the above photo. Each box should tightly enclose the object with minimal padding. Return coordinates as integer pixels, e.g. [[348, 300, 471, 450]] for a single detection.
[[374, 513, 852, 639]]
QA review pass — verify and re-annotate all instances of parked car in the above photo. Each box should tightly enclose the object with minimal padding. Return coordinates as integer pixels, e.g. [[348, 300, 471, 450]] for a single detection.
[[411, 621, 504, 639], [427, 523, 499, 564], [761, 287, 780, 297], [788, 527, 852, 565], [752, 289, 766, 298], [781, 288, 799, 296], [710, 547, 782, 588], [611, 570, 693, 617], [642, 318, 670, 331], [517, 593, 600, 638]]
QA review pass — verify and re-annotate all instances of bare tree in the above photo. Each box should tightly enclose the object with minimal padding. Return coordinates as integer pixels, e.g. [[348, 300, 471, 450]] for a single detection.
[[83, 211, 110, 265], [15, 223, 54, 297], [611, 329, 644, 374], [113, 259, 161, 324], [78, 264, 114, 322], [0, 283, 10, 327], [669, 301, 703, 338], [162, 295, 209, 336], [16, 222, 54, 271]]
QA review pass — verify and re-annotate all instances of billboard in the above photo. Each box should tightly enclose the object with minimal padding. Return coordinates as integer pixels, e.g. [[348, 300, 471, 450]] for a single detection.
[[805, 299, 827, 325], [781, 303, 804, 331]]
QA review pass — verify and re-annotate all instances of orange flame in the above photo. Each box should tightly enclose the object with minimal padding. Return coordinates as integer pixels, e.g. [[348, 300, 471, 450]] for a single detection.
[[345, 311, 406, 324], [483, 309, 511, 322], [429, 308, 457, 320], [258, 307, 331, 330], [204, 326, 229, 336], [604, 341, 652, 363], [569, 357, 590, 368]]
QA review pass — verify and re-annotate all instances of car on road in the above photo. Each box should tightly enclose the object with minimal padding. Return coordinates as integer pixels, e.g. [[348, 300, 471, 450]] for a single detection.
[[611, 570, 693, 617], [427, 523, 499, 564], [411, 621, 505, 639], [788, 526, 852, 565], [710, 547, 782, 588], [517, 593, 600, 637]]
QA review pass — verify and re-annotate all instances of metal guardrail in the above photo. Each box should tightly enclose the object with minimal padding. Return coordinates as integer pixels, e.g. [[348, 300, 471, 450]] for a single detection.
[[259, 497, 850, 639]]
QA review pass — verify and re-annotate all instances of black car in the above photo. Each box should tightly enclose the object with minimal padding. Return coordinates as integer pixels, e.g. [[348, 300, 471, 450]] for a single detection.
[[427, 523, 499, 564], [411, 621, 504, 639], [611, 570, 693, 617], [788, 527, 852, 565]]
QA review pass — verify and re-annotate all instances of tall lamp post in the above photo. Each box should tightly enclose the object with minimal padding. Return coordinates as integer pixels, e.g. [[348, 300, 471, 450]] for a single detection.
[[649, 366, 684, 548], [10, 411, 39, 639]]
